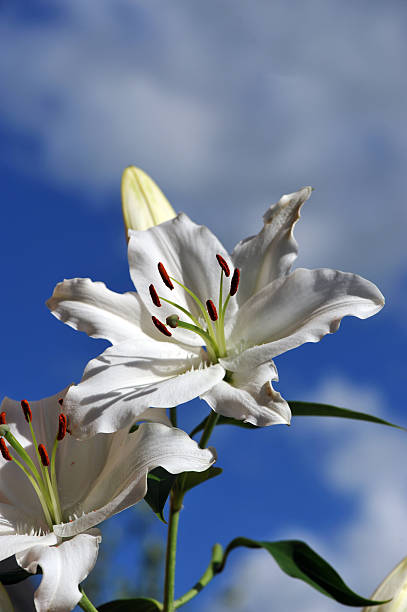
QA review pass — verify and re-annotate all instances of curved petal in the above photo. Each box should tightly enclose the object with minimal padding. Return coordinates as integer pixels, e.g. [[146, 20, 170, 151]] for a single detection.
[[0, 528, 57, 563], [231, 187, 312, 305], [128, 213, 237, 343], [16, 529, 101, 612], [54, 424, 216, 537], [46, 278, 158, 345], [202, 362, 291, 426], [362, 556, 407, 611], [224, 268, 385, 369], [64, 339, 225, 438]]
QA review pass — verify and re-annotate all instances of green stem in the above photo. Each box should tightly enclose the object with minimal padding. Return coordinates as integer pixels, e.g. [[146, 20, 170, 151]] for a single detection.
[[199, 411, 219, 449], [78, 589, 99, 612], [169, 407, 177, 428], [163, 491, 183, 612], [174, 543, 223, 608]]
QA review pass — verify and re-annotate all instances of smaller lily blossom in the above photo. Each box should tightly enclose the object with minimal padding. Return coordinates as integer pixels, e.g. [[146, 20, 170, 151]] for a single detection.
[[47, 186, 384, 438], [0, 389, 216, 612]]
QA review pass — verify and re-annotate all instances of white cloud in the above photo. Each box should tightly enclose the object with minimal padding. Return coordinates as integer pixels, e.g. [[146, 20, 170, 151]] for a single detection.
[[206, 375, 407, 612], [1, 1, 406, 283]]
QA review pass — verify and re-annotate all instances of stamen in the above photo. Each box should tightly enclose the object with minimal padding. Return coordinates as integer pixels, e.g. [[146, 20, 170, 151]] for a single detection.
[[58, 398, 64, 406], [38, 444, 50, 467], [230, 268, 240, 296], [149, 284, 161, 307], [158, 262, 174, 290], [57, 414, 67, 441], [166, 314, 180, 329], [206, 300, 218, 321], [0, 412, 6, 425], [152, 316, 172, 337], [216, 254, 230, 277], [0, 439, 12, 461], [21, 400, 32, 423]]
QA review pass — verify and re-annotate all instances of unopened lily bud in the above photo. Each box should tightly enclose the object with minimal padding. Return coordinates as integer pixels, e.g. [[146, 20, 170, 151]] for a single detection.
[[121, 166, 176, 239], [362, 556, 407, 611]]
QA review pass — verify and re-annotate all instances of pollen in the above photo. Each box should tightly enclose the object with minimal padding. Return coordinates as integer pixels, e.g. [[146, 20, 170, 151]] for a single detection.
[[0, 439, 12, 461], [152, 315, 172, 337], [0, 412, 6, 425], [206, 299, 218, 321], [216, 254, 230, 277], [158, 262, 174, 290], [149, 284, 161, 307], [230, 268, 240, 296], [57, 414, 68, 441], [38, 444, 50, 467], [21, 400, 32, 423]]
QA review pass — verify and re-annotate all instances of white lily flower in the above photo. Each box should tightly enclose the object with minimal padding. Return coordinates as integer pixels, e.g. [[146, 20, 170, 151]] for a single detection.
[[121, 166, 176, 236], [47, 187, 384, 438], [362, 557, 407, 611], [0, 389, 215, 612]]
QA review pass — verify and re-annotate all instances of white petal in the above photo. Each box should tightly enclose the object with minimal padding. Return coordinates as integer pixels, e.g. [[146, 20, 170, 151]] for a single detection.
[[202, 362, 291, 426], [64, 339, 225, 438], [46, 278, 157, 345], [231, 187, 312, 305], [224, 268, 384, 369], [16, 530, 101, 612], [362, 556, 407, 611], [54, 424, 216, 537], [0, 529, 57, 563], [128, 213, 236, 343]]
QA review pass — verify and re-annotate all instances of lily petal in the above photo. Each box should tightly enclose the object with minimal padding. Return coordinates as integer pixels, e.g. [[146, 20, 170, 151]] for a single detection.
[[202, 362, 291, 426], [224, 268, 384, 369], [362, 556, 407, 611], [64, 339, 225, 437], [54, 423, 216, 537], [128, 213, 236, 342], [232, 187, 312, 305], [0, 528, 57, 563], [16, 529, 101, 612], [46, 278, 158, 345]]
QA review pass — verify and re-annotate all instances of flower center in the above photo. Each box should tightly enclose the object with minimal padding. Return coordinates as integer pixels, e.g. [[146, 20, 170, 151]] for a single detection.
[[148, 254, 240, 362], [0, 400, 68, 529]]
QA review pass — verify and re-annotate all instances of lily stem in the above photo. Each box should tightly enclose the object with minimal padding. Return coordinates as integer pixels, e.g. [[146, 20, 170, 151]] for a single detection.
[[78, 589, 99, 612], [163, 489, 183, 612], [173, 543, 223, 608], [198, 410, 219, 449]]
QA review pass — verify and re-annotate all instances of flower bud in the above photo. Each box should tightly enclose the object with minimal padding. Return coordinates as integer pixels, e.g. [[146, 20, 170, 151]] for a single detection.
[[362, 556, 407, 611], [121, 166, 176, 240]]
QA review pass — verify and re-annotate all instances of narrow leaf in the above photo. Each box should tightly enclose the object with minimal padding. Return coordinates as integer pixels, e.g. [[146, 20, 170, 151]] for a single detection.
[[289, 401, 405, 430], [181, 467, 222, 493], [144, 467, 176, 523], [216, 538, 388, 607], [99, 597, 162, 611]]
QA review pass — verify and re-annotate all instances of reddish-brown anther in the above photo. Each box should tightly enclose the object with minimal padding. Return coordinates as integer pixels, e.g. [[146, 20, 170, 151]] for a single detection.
[[58, 398, 64, 406], [149, 284, 161, 307], [0, 412, 6, 425], [158, 262, 174, 290], [38, 444, 50, 467], [206, 299, 218, 322], [152, 316, 172, 337], [0, 439, 12, 461], [216, 254, 230, 277], [57, 414, 68, 441], [230, 268, 240, 296], [21, 400, 32, 423]]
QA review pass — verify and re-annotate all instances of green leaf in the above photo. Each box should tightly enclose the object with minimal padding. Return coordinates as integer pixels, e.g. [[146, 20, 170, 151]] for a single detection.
[[216, 538, 387, 607], [190, 415, 257, 437], [0, 557, 38, 585], [289, 401, 405, 430], [144, 467, 176, 523], [181, 466, 222, 493], [98, 597, 162, 611]]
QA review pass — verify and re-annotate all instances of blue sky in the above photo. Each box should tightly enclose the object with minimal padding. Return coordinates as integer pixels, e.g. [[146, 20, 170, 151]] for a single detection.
[[1, 2, 407, 610]]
